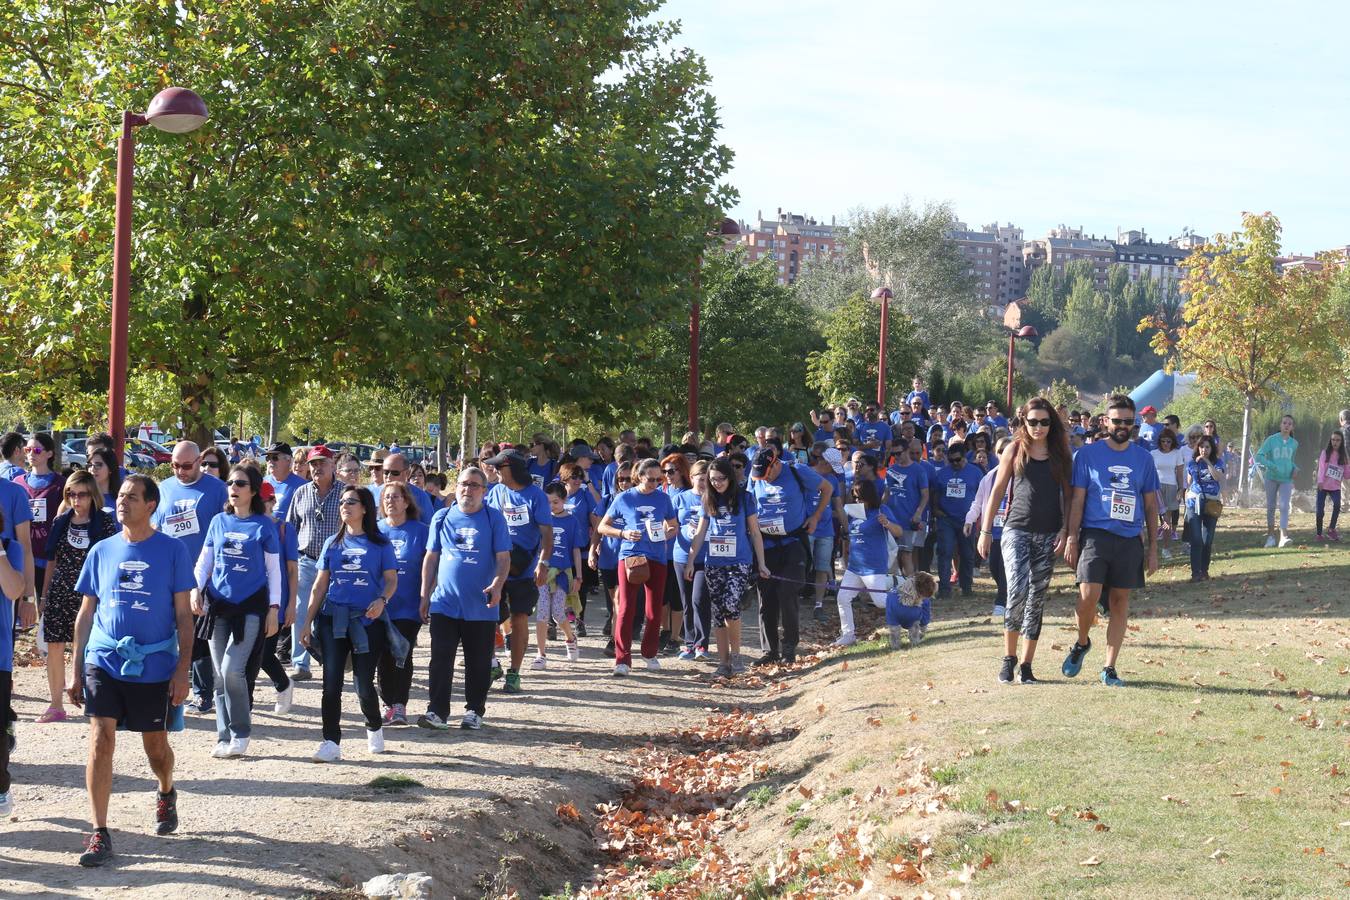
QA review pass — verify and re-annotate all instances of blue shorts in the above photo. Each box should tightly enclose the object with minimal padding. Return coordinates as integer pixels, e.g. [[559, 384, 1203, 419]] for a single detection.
[[810, 536, 833, 573]]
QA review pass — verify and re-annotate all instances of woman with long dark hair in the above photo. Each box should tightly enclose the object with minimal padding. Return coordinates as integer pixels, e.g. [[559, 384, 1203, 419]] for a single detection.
[[1183, 435, 1226, 580], [299, 486, 398, 761], [85, 448, 122, 518], [672, 460, 710, 660], [977, 397, 1071, 685], [376, 481, 428, 727], [659, 452, 692, 651], [15, 433, 64, 596]]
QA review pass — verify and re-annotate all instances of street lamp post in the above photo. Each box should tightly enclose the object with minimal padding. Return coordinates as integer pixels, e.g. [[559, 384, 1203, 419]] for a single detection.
[[871, 286, 893, 408], [689, 217, 741, 436], [107, 87, 209, 464], [1005, 325, 1039, 412]]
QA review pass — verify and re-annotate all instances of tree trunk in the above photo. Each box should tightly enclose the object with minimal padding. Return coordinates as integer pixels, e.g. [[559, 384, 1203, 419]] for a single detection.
[[1239, 393, 1253, 507], [180, 374, 215, 452], [436, 392, 448, 468], [459, 395, 476, 467], [268, 394, 278, 445]]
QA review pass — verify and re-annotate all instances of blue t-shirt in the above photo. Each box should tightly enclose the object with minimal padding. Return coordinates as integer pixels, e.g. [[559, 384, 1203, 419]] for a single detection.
[[705, 492, 759, 567], [274, 518, 299, 619], [265, 473, 308, 522], [671, 489, 706, 565], [847, 510, 890, 576], [1137, 421, 1164, 452], [527, 457, 556, 490], [811, 472, 839, 539], [152, 474, 229, 568], [905, 390, 930, 410], [0, 461, 22, 482], [318, 532, 397, 612], [607, 488, 675, 563], [378, 518, 429, 621], [204, 512, 280, 602], [1072, 441, 1161, 538], [1186, 458, 1226, 499], [563, 486, 598, 540], [547, 510, 586, 575], [76, 531, 194, 683], [750, 461, 824, 547], [931, 463, 984, 523], [596, 496, 622, 570], [857, 420, 893, 449], [885, 461, 930, 526], [485, 482, 553, 580], [427, 503, 510, 621], [601, 462, 618, 501], [0, 478, 34, 572], [813, 426, 838, 444], [0, 538, 26, 671], [987, 415, 1009, 429]]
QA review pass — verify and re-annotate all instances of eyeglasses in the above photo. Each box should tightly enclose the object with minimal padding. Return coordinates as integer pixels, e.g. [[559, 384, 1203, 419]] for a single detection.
[[1109, 418, 1136, 426], [227, 479, 251, 488], [383, 468, 405, 475], [66, 490, 91, 499], [709, 473, 728, 483], [1025, 418, 1051, 428], [171, 461, 198, 470], [457, 481, 485, 490], [24, 446, 46, 454], [339, 498, 362, 507]]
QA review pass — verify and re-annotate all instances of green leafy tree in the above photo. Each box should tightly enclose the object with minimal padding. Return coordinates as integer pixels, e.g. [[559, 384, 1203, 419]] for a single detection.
[[284, 383, 424, 446], [806, 293, 920, 407], [0, 1, 731, 444]]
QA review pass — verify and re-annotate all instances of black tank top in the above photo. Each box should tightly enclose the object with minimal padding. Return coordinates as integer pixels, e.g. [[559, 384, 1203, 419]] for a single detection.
[[1003, 456, 1063, 533]]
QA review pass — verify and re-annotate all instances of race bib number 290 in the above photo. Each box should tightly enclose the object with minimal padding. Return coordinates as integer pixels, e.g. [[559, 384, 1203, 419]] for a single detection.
[[164, 509, 199, 537]]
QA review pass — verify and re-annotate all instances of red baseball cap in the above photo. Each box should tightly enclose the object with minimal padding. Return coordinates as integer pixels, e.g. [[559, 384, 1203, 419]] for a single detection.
[[1140, 406, 1158, 415], [258, 481, 276, 501], [306, 445, 334, 461]]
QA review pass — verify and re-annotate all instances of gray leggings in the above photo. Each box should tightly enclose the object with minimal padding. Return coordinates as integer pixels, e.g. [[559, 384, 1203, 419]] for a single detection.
[[1265, 479, 1293, 532], [1000, 529, 1057, 641]]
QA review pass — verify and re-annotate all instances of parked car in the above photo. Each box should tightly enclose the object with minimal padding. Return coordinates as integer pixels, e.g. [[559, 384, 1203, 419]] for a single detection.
[[62, 441, 88, 467], [127, 437, 171, 464], [66, 438, 157, 471]]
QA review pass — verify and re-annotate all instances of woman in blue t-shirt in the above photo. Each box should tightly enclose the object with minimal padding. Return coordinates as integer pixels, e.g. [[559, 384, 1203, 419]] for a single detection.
[[193, 465, 281, 759], [684, 457, 769, 676], [660, 453, 692, 655], [671, 460, 710, 660], [299, 485, 397, 762], [1183, 435, 1226, 582], [832, 479, 904, 648], [588, 464, 633, 652], [375, 482, 429, 727]]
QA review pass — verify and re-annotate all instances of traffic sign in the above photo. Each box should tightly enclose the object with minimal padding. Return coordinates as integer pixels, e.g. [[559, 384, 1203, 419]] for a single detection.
[[428, 423, 440, 438]]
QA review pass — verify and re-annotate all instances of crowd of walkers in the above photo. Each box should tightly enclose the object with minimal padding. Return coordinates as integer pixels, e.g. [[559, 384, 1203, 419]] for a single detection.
[[0, 386, 1346, 867]]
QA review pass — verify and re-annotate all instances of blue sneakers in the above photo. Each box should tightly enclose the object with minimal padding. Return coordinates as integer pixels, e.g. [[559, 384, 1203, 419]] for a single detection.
[[1062, 639, 1091, 677], [1100, 666, 1125, 687]]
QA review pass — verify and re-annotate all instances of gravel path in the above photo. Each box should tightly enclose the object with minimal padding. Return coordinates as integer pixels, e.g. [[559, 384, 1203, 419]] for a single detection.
[[0, 629, 744, 898]]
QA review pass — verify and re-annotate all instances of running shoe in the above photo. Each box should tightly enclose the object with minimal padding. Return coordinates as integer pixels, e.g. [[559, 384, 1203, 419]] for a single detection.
[[154, 788, 178, 835], [992, 605, 1006, 618], [274, 683, 294, 715], [694, 647, 714, 661], [548, 622, 558, 641], [531, 656, 548, 670], [678, 647, 696, 661], [1160, 548, 1172, 560], [1100, 666, 1125, 687], [613, 663, 630, 677], [312, 740, 342, 762], [186, 696, 213, 716], [417, 712, 450, 731], [644, 657, 662, 671], [211, 741, 232, 759], [289, 668, 313, 682], [227, 737, 249, 758], [908, 622, 924, 646], [1019, 662, 1039, 685], [78, 829, 113, 867], [387, 704, 407, 727], [460, 710, 483, 730], [753, 651, 781, 667], [504, 671, 522, 693], [367, 728, 385, 754], [731, 655, 747, 674], [1330, 529, 1341, 542], [998, 655, 1016, 684], [0, 790, 12, 817], [1062, 639, 1091, 678], [1278, 535, 1293, 548], [1316, 533, 1327, 543], [781, 651, 797, 664], [576, 620, 588, 637], [490, 659, 504, 682], [830, 635, 857, 649], [566, 641, 579, 662], [713, 662, 734, 677], [1263, 535, 1277, 548]]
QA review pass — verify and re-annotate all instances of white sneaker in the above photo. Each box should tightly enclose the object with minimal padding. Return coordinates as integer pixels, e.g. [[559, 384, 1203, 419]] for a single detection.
[[644, 657, 662, 671], [566, 641, 579, 662], [312, 740, 341, 763], [366, 728, 385, 754], [1278, 535, 1293, 548], [531, 656, 548, 670], [0, 790, 12, 817], [460, 710, 483, 730], [211, 741, 232, 759], [829, 635, 857, 648], [992, 605, 1006, 617], [227, 737, 249, 758], [274, 682, 294, 716], [1264, 535, 1277, 548], [613, 663, 630, 677]]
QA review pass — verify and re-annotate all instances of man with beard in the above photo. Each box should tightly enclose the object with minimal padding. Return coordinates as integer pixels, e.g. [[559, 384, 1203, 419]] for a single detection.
[[1061, 395, 1159, 687]]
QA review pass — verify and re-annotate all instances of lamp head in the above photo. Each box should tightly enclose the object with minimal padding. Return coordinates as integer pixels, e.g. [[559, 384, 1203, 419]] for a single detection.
[[144, 87, 209, 134], [1016, 325, 1039, 339], [871, 287, 893, 300]]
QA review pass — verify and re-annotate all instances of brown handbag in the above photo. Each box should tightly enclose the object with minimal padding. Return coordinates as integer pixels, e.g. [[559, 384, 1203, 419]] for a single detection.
[[623, 554, 650, 585]]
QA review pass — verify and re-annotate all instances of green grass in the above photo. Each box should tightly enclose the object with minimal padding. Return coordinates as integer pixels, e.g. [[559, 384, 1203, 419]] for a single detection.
[[365, 774, 422, 792], [785, 797, 804, 815], [888, 511, 1349, 897], [789, 816, 813, 837], [646, 858, 697, 892], [746, 786, 776, 807]]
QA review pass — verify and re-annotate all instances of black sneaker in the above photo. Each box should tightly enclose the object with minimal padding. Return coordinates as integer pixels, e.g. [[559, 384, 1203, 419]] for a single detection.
[[753, 651, 781, 667], [602, 620, 612, 637], [1019, 662, 1039, 684], [813, 605, 826, 622], [154, 789, 178, 835], [604, 638, 615, 655], [78, 829, 114, 867], [576, 621, 588, 638], [781, 650, 797, 665], [998, 655, 1016, 684], [548, 622, 558, 641]]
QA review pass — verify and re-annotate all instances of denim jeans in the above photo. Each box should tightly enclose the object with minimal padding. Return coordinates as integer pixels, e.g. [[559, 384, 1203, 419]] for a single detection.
[[1265, 479, 1293, 532], [291, 556, 319, 671], [210, 614, 262, 742], [1187, 513, 1217, 578], [934, 516, 974, 596], [315, 612, 385, 744], [1315, 488, 1341, 534]]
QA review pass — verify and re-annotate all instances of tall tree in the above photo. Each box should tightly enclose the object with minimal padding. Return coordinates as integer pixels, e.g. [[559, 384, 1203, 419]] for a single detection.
[[1145, 212, 1349, 498], [0, 1, 731, 444], [805, 292, 920, 408]]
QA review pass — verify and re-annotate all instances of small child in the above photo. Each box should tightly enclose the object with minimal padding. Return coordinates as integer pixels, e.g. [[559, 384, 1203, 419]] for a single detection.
[[1315, 431, 1347, 541], [886, 571, 937, 649], [534, 484, 583, 667]]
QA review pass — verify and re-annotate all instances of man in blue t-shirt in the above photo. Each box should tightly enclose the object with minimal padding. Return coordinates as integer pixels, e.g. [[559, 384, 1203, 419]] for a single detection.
[[931, 443, 984, 598], [856, 404, 893, 459], [263, 442, 308, 522], [69, 474, 195, 867], [154, 441, 229, 714], [1062, 395, 1160, 688], [984, 402, 1009, 430], [1136, 406, 1164, 452], [885, 443, 930, 576], [811, 409, 839, 444]]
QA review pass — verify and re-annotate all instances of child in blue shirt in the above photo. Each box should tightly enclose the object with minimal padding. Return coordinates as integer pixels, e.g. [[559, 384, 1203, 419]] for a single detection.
[[536, 483, 582, 666]]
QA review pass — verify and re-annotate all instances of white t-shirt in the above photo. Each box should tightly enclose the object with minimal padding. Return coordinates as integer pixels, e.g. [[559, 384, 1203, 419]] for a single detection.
[[1151, 447, 1188, 486]]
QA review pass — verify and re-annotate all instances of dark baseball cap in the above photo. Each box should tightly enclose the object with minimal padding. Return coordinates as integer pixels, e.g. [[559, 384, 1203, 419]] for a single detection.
[[484, 449, 529, 470], [749, 448, 777, 479], [265, 441, 293, 458]]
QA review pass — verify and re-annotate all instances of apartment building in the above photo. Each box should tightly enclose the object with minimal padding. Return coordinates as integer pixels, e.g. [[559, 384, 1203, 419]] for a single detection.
[[734, 208, 844, 285]]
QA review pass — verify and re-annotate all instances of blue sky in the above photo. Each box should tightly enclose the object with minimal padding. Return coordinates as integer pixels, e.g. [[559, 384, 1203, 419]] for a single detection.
[[661, 0, 1349, 253]]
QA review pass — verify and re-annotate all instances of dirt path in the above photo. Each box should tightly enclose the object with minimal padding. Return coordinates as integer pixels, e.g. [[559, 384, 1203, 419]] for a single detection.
[[0, 628, 757, 898]]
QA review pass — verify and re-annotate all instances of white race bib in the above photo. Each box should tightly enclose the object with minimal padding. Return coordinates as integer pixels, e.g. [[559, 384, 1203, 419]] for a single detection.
[[532, 475, 544, 489], [992, 513, 1006, 530], [761, 516, 786, 536], [164, 508, 200, 537], [1109, 491, 1136, 522], [709, 535, 737, 558], [503, 504, 529, 528], [29, 497, 47, 523], [644, 518, 665, 542], [946, 481, 966, 499], [67, 528, 90, 550], [1327, 465, 1344, 482]]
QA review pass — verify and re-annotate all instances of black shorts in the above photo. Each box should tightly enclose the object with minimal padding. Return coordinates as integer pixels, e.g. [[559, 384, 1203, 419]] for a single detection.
[[84, 665, 172, 732], [599, 567, 619, 594], [499, 579, 539, 623], [1076, 528, 1145, 591]]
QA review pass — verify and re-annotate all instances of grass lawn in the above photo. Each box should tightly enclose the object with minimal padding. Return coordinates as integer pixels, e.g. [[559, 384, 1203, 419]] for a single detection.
[[849, 510, 1348, 897]]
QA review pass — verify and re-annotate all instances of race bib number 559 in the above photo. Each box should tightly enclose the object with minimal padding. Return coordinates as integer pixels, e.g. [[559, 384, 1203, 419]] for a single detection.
[[1109, 492, 1136, 522]]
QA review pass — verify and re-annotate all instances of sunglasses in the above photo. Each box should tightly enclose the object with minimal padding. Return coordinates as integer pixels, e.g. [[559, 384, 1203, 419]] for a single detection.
[[25, 446, 46, 454], [66, 490, 92, 499], [1025, 418, 1051, 428], [227, 479, 251, 488], [1109, 418, 1136, 426], [201, 460, 221, 469], [171, 461, 198, 470], [662, 468, 679, 475], [339, 498, 362, 506]]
